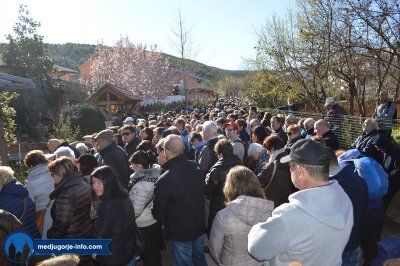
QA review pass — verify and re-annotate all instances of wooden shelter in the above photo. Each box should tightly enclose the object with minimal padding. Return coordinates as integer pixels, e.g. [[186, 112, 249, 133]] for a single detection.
[[86, 83, 142, 120]]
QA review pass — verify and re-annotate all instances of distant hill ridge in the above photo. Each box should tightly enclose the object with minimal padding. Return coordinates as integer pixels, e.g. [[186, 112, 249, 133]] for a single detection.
[[0, 42, 248, 81]]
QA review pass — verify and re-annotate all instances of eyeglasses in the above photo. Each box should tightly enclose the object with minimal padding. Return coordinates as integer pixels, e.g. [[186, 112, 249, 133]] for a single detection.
[[121, 132, 131, 136]]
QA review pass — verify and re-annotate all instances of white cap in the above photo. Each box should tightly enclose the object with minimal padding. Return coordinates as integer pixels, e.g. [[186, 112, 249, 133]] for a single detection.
[[324, 97, 335, 107], [123, 117, 134, 124]]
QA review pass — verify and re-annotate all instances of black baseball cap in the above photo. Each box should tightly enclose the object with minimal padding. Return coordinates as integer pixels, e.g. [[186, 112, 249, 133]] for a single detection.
[[280, 139, 330, 166]]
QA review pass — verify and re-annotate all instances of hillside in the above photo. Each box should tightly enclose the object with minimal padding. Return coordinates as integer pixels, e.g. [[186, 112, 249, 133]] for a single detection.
[[0, 42, 248, 82]]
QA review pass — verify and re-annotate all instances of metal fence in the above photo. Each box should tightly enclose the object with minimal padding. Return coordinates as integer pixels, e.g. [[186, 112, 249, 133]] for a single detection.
[[263, 109, 400, 149]]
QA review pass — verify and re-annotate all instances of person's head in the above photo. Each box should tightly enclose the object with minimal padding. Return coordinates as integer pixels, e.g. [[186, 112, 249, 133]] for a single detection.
[[24, 150, 49, 169], [91, 166, 127, 199], [285, 114, 298, 127], [248, 143, 264, 161], [298, 118, 306, 129], [218, 111, 226, 119], [379, 90, 388, 102], [155, 138, 167, 165], [77, 154, 98, 176], [119, 125, 136, 144], [324, 97, 336, 109], [263, 112, 272, 123], [189, 132, 202, 147], [280, 139, 330, 190], [249, 107, 257, 119], [175, 118, 186, 131], [47, 139, 61, 153], [202, 121, 218, 141], [163, 135, 185, 161], [252, 126, 269, 144], [129, 150, 157, 172], [287, 97, 294, 105], [270, 116, 283, 132], [362, 118, 379, 134], [312, 135, 327, 147], [136, 140, 154, 152], [263, 135, 285, 156], [223, 166, 264, 202], [140, 127, 154, 141], [325, 147, 340, 175], [0, 210, 23, 266], [236, 119, 247, 132], [287, 125, 301, 142], [36, 254, 80, 266], [93, 129, 115, 151], [314, 119, 330, 136], [303, 118, 316, 131], [0, 166, 15, 192], [54, 147, 75, 160], [152, 127, 165, 145], [123, 117, 135, 125], [48, 157, 77, 184], [76, 143, 88, 155], [224, 122, 239, 141], [249, 119, 260, 132], [214, 139, 234, 159]]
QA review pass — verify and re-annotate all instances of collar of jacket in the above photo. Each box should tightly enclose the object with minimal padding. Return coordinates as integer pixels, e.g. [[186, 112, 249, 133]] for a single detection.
[[161, 154, 186, 170], [99, 141, 116, 156], [363, 129, 378, 138], [268, 148, 286, 163], [273, 127, 284, 134], [49, 170, 83, 199], [323, 130, 334, 138]]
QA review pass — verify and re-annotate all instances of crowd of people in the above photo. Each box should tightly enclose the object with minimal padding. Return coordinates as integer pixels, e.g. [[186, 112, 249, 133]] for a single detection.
[[0, 93, 399, 266]]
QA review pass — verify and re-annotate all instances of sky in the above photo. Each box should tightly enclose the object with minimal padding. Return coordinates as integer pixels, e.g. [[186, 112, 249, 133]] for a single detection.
[[0, 0, 295, 70]]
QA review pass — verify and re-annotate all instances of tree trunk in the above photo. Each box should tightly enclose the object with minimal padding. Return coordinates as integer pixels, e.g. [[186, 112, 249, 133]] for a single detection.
[[0, 110, 10, 166]]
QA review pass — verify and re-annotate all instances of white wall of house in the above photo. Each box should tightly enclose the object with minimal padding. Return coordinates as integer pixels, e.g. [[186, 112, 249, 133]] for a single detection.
[[141, 95, 185, 106]]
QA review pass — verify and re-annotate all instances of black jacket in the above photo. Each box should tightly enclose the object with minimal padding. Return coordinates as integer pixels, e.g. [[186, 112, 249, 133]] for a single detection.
[[47, 171, 92, 239], [272, 128, 288, 143], [152, 154, 205, 241], [205, 154, 242, 232], [198, 137, 219, 173], [351, 130, 383, 164], [323, 130, 340, 151], [326, 104, 346, 128], [284, 136, 302, 153], [257, 151, 296, 208], [124, 137, 142, 159], [92, 196, 137, 266], [276, 103, 300, 113], [98, 142, 131, 188]]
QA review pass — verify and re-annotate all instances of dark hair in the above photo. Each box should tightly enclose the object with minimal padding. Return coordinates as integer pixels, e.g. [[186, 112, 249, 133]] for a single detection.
[[214, 139, 233, 157], [91, 166, 127, 200], [141, 127, 154, 141], [129, 150, 157, 169], [263, 135, 285, 151], [176, 118, 186, 127], [236, 119, 247, 129], [271, 115, 284, 126], [136, 140, 154, 152], [154, 127, 165, 137], [189, 132, 202, 142], [119, 125, 136, 135], [253, 126, 270, 144], [24, 150, 49, 168]]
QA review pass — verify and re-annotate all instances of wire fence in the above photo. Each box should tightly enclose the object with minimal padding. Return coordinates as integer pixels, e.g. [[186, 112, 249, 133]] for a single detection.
[[263, 109, 400, 149]]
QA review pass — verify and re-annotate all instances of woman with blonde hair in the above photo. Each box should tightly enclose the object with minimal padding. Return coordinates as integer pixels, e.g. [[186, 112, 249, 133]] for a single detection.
[[209, 166, 274, 266]]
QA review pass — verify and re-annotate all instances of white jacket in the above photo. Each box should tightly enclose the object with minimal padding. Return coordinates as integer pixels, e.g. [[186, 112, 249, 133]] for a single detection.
[[129, 166, 161, 228], [25, 163, 54, 211], [248, 180, 353, 266]]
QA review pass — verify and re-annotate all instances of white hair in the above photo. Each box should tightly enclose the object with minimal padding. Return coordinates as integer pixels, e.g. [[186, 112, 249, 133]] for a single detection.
[[285, 114, 298, 123], [203, 121, 218, 135], [76, 143, 88, 155], [304, 118, 316, 130], [54, 147, 75, 160], [248, 143, 264, 157]]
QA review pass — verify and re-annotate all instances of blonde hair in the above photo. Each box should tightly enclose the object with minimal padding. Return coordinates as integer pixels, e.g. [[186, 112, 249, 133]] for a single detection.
[[0, 166, 15, 192], [223, 166, 265, 202], [48, 157, 77, 177], [37, 254, 80, 266]]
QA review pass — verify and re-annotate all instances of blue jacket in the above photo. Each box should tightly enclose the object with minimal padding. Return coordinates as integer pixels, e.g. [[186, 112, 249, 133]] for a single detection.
[[0, 180, 40, 238], [330, 165, 369, 251], [194, 141, 206, 163]]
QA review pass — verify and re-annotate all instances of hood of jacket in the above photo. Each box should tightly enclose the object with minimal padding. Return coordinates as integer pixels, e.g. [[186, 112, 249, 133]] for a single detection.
[[49, 170, 83, 199], [288, 180, 352, 230], [28, 163, 50, 180], [229, 195, 274, 226], [130, 165, 161, 183], [1, 180, 28, 197]]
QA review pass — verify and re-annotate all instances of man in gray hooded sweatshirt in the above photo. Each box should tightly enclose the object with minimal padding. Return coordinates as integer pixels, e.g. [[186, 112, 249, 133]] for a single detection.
[[248, 139, 353, 266]]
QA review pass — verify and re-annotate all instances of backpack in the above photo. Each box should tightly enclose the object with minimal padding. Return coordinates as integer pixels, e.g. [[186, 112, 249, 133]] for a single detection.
[[233, 139, 248, 165], [352, 157, 389, 200]]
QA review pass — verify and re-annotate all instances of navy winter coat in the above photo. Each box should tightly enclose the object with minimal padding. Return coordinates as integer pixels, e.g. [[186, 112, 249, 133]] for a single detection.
[[0, 180, 40, 238]]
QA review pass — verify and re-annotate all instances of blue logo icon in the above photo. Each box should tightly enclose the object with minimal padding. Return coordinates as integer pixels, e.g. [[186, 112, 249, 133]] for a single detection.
[[3, 231, 34, 263]]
